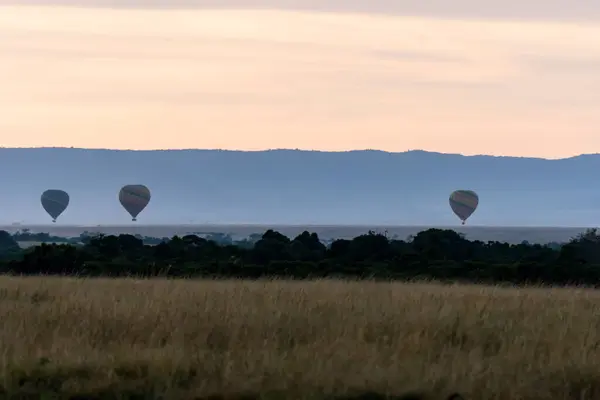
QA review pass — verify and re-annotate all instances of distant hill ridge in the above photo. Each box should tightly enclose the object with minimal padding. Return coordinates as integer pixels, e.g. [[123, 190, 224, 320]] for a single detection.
[[2, 147, 600, 226]]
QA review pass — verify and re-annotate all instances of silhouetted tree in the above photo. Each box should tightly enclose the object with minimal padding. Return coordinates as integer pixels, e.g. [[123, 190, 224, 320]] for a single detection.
[[1, 227, 599, 286], [0, 230, 20, 256]]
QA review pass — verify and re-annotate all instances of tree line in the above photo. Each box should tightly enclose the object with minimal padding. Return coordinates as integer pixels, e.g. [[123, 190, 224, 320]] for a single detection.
[[0, 228, 599, 285]]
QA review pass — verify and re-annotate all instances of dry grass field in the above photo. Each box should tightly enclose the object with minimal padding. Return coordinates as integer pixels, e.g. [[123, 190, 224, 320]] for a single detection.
[[0, 278, 599, 399]]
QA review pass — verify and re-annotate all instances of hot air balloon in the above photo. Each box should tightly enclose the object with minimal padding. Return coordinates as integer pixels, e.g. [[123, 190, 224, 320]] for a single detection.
[[119, 184, 151, 221], [449, 190, 479, 225], [41, 189, 70, 223]]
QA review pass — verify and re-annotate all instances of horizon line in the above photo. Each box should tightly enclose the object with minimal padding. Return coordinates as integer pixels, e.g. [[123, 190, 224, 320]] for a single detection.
[[1, 146, 599, 161]]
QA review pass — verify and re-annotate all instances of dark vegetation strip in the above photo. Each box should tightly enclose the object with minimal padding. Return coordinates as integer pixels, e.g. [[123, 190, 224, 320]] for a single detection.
[[1, 228, 600, 285]]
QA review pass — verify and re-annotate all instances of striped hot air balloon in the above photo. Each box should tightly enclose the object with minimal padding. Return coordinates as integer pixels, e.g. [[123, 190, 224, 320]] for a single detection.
[[41, 189, 70, 223], [119, 184, 151, 222], [449, 190, 479, 225]]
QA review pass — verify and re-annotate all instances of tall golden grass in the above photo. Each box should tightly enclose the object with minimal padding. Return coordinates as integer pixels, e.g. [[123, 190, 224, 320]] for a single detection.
[[0, 277, 599, 399]]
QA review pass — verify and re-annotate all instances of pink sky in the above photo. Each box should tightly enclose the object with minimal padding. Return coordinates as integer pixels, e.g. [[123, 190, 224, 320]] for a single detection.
[[2, 5, 600, 158]]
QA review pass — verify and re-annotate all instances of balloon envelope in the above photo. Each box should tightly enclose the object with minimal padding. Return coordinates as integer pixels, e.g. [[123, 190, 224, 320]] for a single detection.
[[41, 189, 70, 222], [119, 184, 151, 221], [449, 190, 479, 224]]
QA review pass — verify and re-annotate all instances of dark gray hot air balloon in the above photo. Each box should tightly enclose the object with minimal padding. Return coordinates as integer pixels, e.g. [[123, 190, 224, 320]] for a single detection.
[[119, 184, 151, 221], [449, 190, 479, 225], [41, 189, 70, 223]]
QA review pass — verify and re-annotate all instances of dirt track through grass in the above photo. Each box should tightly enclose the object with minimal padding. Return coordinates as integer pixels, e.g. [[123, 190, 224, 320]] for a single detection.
[[0, 277, 599, 399]]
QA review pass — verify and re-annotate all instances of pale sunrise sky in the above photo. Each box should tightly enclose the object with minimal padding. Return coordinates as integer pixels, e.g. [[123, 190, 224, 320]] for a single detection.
[[2, 1, 600, 158]]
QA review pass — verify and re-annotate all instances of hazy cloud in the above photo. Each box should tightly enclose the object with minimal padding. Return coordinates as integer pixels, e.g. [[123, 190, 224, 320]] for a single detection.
[[2, 0, 600, 21], [522, 53, 600, 74]]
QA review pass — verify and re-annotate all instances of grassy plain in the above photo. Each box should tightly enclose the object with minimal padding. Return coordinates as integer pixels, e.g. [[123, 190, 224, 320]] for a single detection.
[[0, 277, 599, 399]]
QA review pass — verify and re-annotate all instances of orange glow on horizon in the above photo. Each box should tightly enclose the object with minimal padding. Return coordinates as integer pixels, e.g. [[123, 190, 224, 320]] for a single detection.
[[2, 6, 600, 159]]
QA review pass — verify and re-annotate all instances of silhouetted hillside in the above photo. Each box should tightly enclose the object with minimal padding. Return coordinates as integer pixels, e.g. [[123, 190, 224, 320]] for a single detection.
[[2, 147, 600, 226]]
